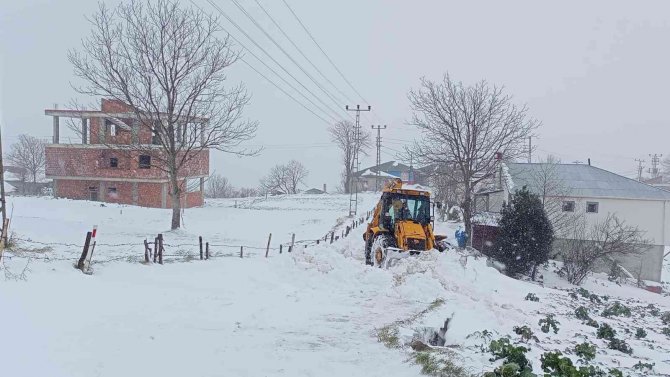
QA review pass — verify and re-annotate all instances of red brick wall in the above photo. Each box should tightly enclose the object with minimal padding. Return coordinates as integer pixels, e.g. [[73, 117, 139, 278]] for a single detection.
[[46, 147, 208, 179]]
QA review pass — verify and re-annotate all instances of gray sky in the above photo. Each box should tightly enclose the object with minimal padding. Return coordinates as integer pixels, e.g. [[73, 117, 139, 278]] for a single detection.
[[2, 0, 669, 190]]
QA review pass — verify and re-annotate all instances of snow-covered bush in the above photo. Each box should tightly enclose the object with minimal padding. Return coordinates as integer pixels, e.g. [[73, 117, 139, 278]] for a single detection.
[[538, 314, 560, 334], [486, 337, 532, 376], [492, 187, 554, 279], [601, 302, 631, 318], [574, 342, 596, 362], [661, 311, 670, 325], [513, 325, 537, 342], [524, 293, 539, 302], [596, 323, 616, 340], [608, 338, 633, 355], [635, 328, 647, 339]]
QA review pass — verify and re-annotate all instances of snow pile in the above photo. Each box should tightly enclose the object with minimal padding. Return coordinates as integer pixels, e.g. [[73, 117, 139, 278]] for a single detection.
[[1, 193, 669, 376]]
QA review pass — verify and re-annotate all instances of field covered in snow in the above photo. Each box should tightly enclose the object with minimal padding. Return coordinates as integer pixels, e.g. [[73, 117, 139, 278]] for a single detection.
[[1, 193, 670, 376]]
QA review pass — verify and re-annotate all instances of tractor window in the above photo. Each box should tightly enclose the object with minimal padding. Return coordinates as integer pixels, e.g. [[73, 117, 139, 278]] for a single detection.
[[383, 194, 430, 225]]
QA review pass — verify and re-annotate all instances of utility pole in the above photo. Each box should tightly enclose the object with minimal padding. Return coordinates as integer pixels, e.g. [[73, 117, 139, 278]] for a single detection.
[[346, 104, 371, 216], [527, 136, 532, 163], [0, 124, 7, 251], [649, 154, 662, 178], [371, 125, 386, 191], [635, 159, 645, 181]]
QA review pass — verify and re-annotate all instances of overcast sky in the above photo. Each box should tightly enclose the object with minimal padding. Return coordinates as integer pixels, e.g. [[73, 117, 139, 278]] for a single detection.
[[2, 0, 669, 190]]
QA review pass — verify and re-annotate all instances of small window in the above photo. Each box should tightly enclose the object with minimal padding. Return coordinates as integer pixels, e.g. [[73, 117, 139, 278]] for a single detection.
[[109, 157, 118, 168], [152, 121, 161, 144], [139, 155, 151, 169], [186, 178, 200, 193], [104, 119, 116, 136], [586, 202, 599, 213], [562, 201, 575, 212], [107, 187, 117, 194]]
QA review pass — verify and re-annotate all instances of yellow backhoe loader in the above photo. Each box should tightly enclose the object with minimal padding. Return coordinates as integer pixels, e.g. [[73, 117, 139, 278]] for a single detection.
[[363, 178, 449, 268]]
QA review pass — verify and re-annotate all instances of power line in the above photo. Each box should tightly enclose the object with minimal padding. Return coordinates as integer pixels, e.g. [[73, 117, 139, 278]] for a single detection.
[[241, 61, 331, 124], [228, 0, 350, 120], [280, 0, 368, 105], [203, 0, 345, 122], [252, 0, 356, 106], [189, 0, 338, 124]]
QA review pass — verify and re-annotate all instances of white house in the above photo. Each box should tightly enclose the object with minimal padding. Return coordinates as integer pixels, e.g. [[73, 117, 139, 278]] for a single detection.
[[474, 162, 670, 282]]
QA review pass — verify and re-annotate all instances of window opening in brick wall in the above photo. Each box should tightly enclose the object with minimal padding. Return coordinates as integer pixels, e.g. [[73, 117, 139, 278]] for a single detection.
[[186, 178, 200, 193], [139, 155, 151, 169], [104, 119, 116, 136], [107, 187, 118, 199], [109, 157, 118, 168], [89, 186, 99, 201]]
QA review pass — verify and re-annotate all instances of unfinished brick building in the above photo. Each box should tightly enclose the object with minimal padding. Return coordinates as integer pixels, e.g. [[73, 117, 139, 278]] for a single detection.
[[45, 99, 208, 208]]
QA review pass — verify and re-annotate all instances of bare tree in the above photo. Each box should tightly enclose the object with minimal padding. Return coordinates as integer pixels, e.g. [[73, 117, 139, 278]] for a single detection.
[[407, 74, 538, 241], [206, 174, 233, 198], [68, 0, 257, 229], [559, 214, 649, 285], [259, 160, 308, 195], [285, 160, 308, 194], [423, 163, 463, 220], [526, 155, 583, 237], [329, 120, 371, 193], [7, 134, 46, 191]]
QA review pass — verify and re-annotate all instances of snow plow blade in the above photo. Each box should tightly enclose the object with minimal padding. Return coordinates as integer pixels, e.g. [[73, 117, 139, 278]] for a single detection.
[[381, 247, 422, 268]]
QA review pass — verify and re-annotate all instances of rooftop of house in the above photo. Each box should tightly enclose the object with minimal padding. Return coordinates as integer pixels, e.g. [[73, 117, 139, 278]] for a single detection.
[[355, 161, 413, 177], [504, 162, 670, 201]]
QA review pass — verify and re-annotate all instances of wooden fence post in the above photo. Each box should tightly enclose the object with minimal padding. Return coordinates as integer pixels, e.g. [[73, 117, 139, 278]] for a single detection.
[[330, 232, 334, 244], [289, 233, 295, 252], [158, 234, 163, 265], [144, 239, 150, 263], [199, 236, 203, 260], [205, 242, 209, 260], [316, 239, 320, 245], [265, 233, 272, 258], [77, 231, 92, 271], [153, 236, 158, 263], [240, 246, 244, 258]]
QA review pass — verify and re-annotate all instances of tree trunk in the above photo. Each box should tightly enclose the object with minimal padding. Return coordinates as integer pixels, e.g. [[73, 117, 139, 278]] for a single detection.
[[462, 187, 473, 247], [169, 166, 181, 230]]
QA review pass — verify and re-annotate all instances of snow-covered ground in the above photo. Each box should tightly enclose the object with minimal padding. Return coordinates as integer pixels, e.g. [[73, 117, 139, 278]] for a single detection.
[[2, 193, 670, 376]]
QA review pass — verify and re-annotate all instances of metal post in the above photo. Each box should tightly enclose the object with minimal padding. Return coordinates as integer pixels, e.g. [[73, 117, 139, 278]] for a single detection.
[[346, 104, 371, 216]]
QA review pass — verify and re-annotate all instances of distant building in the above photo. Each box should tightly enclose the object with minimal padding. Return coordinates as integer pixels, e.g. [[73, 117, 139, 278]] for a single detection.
[[474, 162, 670, 282], [353, 161, 420, 191], [44, 99, 208, 208]]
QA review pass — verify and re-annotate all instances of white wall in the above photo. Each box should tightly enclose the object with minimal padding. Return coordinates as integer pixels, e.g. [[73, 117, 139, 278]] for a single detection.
[[560, 196, 669, 246]]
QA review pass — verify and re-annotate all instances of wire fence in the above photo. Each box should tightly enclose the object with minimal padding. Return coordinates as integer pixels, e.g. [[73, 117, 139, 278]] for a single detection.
[[0, 211, 374, 269]]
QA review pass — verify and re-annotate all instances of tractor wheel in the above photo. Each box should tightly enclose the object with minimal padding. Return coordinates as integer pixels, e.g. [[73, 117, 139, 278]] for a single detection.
[[370, 234, 394, 268], [364, 235, 374, 266]]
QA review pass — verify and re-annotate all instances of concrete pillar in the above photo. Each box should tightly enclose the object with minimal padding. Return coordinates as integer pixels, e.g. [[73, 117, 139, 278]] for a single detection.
[[52, 116, 60, 144], [99, 181, 106, 202], [81, 118, 88, 144], [99, 119, 106, 144], [132, 182, 139, 205], [131, 119, 139, 144], [200, 177, 205, 203], [161, 183, 168, 209]]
